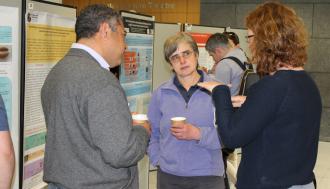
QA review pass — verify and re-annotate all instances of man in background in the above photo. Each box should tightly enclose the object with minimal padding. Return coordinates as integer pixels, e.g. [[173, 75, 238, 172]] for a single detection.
[[223, 32, 240, 48], [41, 4, 150, 189], [205, 32, 248, 96], [224, 31, 250, 63], [0, 94, 15, 189]]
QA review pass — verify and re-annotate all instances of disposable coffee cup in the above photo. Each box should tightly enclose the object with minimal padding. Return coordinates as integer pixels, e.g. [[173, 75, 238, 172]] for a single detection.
[[171, 117, 186, 125], [132, 114, 148, 124]]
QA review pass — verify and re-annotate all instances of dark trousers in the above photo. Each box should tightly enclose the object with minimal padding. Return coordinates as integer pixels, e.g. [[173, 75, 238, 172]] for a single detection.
[[157, 169, 225, 189]]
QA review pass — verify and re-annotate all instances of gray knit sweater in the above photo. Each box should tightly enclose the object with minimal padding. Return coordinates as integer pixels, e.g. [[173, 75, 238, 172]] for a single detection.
[[41, 48, 149, 189]]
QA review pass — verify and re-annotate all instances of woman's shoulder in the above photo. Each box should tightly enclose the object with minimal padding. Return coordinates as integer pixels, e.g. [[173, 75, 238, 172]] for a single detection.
[[251, 72, 289, 94]]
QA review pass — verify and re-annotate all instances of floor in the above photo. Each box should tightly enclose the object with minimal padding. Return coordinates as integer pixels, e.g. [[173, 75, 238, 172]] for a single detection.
[[148, 141, 330, 189]]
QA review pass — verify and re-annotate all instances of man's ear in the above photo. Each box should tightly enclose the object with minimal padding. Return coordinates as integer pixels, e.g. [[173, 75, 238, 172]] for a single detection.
[[215, 47, 222, 54], [99, 22, 109, 38]]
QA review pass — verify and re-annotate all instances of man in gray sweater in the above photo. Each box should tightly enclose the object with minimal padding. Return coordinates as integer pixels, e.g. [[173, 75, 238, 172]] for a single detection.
[[206, 33, 248, 96], [41, 4, 150, 189]]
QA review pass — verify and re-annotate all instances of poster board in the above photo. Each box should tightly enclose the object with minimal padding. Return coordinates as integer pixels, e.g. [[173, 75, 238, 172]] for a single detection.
[[184, 24, 225, 73], [0, 1, 21, 188], [120, 11, 154, 114], [121, 10, 155, 189], [21, 1, 76, 188], [152, 22, 181, 91], [184, 23, 225, 34], [226, 27, 250, 59]]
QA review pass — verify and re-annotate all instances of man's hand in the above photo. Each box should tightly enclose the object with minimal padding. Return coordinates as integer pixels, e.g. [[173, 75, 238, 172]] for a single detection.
[[133, 120, 151, 136]]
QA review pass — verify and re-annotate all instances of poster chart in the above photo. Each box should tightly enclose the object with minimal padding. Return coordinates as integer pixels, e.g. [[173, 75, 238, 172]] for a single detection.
[[23, 10, 75, 189], [121, 11, 154, 114], [0, 5, 19, 189], [120, 11, 155, 189], [0, 5, 18, 129], [189, 32, 214, 72], [184, 24, 225, 73]]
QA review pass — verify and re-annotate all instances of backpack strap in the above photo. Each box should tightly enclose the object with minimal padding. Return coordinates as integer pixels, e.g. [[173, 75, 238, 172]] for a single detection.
[[246, 62, 254, 70], [221, 56, 246, 71]]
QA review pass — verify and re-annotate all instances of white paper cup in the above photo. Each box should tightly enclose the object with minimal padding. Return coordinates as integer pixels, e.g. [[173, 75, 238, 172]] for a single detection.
[[171, 117, 186, 125], [132, 114, 148, 124]]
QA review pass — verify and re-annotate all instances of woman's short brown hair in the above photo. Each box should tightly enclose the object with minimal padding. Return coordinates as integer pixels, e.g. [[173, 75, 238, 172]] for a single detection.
[[163, 32, 199, 63], [246, 1, 308, 75]]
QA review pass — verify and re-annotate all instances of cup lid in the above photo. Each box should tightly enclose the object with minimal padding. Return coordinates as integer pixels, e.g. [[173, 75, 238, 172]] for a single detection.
[[132, 114, 148, 121], [171, 117, 186, 121]]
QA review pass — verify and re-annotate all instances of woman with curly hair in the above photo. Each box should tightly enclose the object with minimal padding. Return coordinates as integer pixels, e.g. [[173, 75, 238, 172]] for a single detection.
[[198, 1, 322, 189]]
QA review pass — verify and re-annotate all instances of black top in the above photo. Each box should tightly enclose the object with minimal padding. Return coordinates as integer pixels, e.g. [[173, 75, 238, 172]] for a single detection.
[[212, 70, 322, 189]]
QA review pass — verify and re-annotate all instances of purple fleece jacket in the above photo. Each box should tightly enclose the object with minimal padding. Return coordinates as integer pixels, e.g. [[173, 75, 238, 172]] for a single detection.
[[147, 72, 225, 177]]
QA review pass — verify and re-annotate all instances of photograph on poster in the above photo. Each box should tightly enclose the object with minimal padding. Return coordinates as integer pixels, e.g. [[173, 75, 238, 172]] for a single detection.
[[0, 45, 12, 62]]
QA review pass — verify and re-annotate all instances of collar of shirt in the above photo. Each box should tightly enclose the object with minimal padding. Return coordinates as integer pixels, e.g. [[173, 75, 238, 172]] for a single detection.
[[173, 70, 205, 103], [173, 70, 204, 88], [71, 43, 110, 71]]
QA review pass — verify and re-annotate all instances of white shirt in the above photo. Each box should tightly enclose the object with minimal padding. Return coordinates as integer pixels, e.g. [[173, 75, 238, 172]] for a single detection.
[[71, 43, 110, 70]]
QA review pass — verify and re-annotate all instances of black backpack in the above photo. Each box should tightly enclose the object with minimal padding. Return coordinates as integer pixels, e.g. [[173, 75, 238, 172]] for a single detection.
[[221, 56, 260, 96]]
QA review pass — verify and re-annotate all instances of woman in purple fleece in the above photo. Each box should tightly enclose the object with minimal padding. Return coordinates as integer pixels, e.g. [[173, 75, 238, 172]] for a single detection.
[[147, 32, 226, 189]]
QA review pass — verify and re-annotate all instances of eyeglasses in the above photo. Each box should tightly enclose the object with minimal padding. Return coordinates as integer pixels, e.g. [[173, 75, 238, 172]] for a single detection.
[[169, 50, 193, 63], [245, 35, 255, 42]]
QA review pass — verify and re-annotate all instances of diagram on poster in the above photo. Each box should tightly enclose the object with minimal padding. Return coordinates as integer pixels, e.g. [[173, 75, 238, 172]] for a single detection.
[[120, 34, 153, 113], [189, 33, 214, 72], [121, 12, 154, 114], [121, 34, 153, 83]]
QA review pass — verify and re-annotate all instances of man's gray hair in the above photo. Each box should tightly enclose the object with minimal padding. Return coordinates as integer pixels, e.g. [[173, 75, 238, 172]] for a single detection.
[[205, 33, 230, 53]]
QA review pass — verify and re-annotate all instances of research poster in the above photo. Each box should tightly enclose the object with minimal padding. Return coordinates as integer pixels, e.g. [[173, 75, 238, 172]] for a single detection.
[[0, 5, 19, 189], [0, 5, 19, 132], [189, 32, 214, 72], [121, 11, 155, 189], [23, 10, 75, 189], [121, 12, 154, 114]]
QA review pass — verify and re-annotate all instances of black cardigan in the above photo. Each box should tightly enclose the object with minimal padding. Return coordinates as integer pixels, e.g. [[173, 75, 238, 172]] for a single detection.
[[212, 70, 322, 189]]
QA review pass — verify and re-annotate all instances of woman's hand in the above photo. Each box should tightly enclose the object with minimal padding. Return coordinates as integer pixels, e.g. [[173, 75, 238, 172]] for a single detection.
[[231, 96, 247, 108], [170, 123, 201, 141], [197, 81, 224, 92]]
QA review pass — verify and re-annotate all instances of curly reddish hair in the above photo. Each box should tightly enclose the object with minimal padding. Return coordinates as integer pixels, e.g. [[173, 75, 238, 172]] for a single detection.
[[245, 1, 308, 76]]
